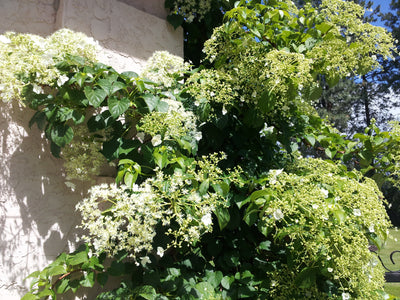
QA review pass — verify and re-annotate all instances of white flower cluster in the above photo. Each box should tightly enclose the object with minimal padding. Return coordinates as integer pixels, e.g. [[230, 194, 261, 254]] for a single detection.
[[139, 97, 202, 147], [170, 0, 213, 23], [0, 29, 98, 102], [61, 125, 107, 183], [76, 153, 233, 257], [76, 183, 162, 258], [141, 51, 191, 87]]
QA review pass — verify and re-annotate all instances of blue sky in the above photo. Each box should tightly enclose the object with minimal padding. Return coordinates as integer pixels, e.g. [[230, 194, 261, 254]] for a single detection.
[[370, 0, 392, 28], [371, 0, 391, 12]]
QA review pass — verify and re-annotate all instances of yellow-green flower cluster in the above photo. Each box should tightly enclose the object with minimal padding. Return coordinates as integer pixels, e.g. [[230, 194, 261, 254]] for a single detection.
[[308, 0, 394, 78], [196, 0, 395, 123], [138, 97, 202, 146], [141, 51, 191, 87], [185, 68, 240, 116], [258, 158, 390, 299], [61, 124, 107, 183], [0, 29, 98, 102], [169, 0, 212, 23]]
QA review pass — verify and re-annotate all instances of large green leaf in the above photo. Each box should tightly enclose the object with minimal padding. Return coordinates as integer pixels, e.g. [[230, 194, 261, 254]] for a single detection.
[[133, 285, 157, 299], [215, 207, 230, 230], [29, 111, 47, 130], [205, 270, 223, 288], [55, 277, 70, 294], [46, 265, 67, 277], [167, 14, 185, 29], [108, 96, 130, 118], [98, 77, 126, 95], [67, 250, 89, 266], [21, 293, 38, 300], [80, 270, 95, 288], [194, 282, 216, 299], [221, 276, 235, 290], [84, 86, 107, 108], [50, 123, 73, 147], [199, 179, 210, 196], [143, 94, 169, 112]]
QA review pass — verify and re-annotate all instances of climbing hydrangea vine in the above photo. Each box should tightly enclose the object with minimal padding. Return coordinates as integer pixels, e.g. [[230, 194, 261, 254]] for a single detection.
[[0, 29, 98, 102], [10, 0, 400, 299]]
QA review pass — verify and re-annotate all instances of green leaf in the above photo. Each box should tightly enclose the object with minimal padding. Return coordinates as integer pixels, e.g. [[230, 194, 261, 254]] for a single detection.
[[250, 189, 271, 202], [305, 84, 323, 101], [97, 273, 108, 287], [195, 282, 216, 298], [98, 77, 126, 95], [305, 37, 317, 50], [215, 207, 230, 230], [26, 270, 41, 279], [67, 250, 89, 266], [108, 260, 125, 276], [244, 206, 259, 227], [55, 277, 70, 294], [71, 110, 85, 125], [157, 100, 169, 112], [205, 270, 223, 288], [47, 265, 67, 277], [316, 23, 333, 34], [108, 96, 130, 118], [167, 267, 181, 277], [167, 14, 185, 29], [258, 90, 275, 114], [295, 267, 317, 289], [133, 285, 157, 299], [374, 136, 384, 145], [153, 150, 168, 169], [80, 270, 95, 287], [73, 72, 87, 87], [221, 276, 234, 290], [325, 148, 334, 159], [199, 179, 210, 196], [50, 141, 61, 158], [118, 158, 134, 166], [50, 123, 73, 147], [37, 288, 54, 298], [121, 71, 138, 79], [305, 134, 316, 146], [142, 94, 168, 112], [21, 293, 38, 300], [124, 171, 138, 187], [212, 182, 230, 197], [87, 110, 114, 132], [259, 240, 271, 251], [29, 111, 47, 130], [84, 86, 107, 108], [332, 208, 346, 223]]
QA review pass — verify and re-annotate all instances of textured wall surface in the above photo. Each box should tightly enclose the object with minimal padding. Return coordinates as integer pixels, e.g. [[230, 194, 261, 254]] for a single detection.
[[57, 0, 182, 73], [0, 0, 182, 298], [0, 0, 57, 36]]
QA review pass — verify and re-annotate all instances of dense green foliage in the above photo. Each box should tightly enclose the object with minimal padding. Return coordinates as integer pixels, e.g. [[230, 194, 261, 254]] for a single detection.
[[1, 0, 397, 299]]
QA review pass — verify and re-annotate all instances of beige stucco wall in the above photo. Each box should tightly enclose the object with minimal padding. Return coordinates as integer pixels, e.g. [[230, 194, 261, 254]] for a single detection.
[[0, 0, 182, 298]]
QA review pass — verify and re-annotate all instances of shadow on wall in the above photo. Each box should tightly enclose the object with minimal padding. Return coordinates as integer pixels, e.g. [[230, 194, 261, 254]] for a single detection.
[[0, 101, 121, 299], [0, 100, 86, 296], [57, 0, 183, 73]]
